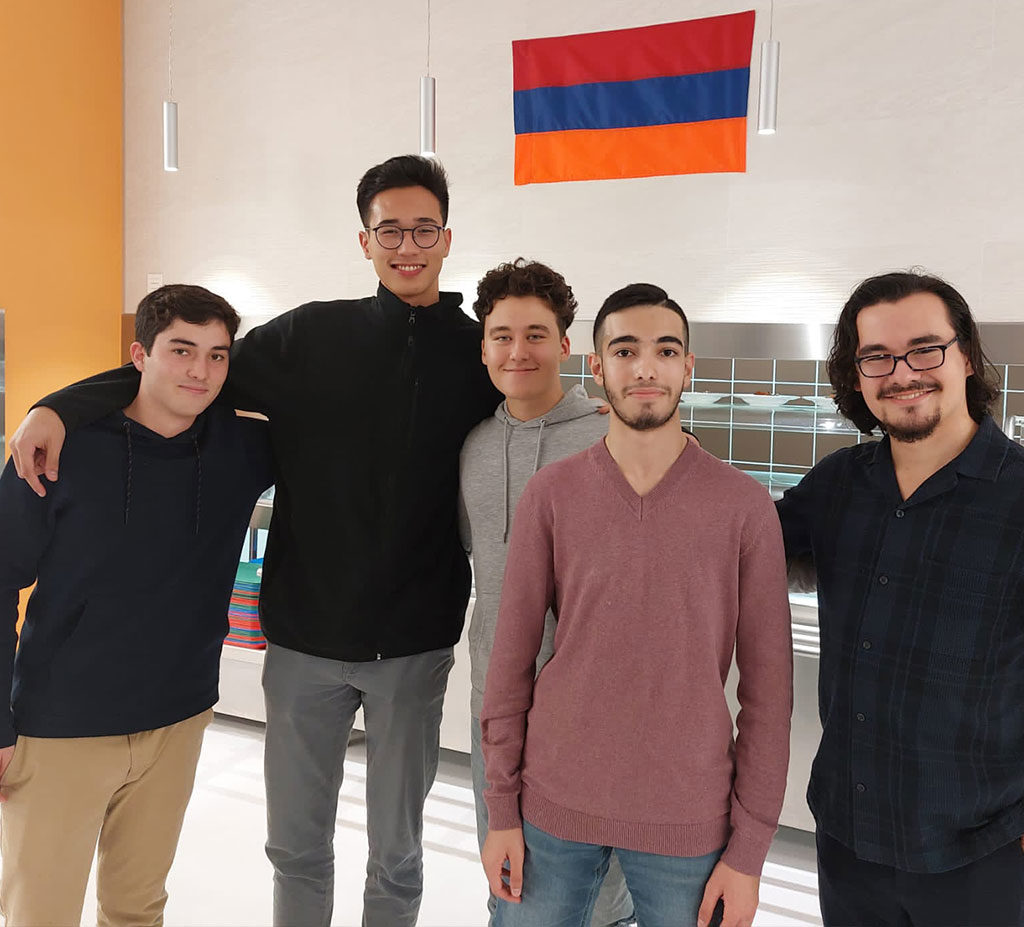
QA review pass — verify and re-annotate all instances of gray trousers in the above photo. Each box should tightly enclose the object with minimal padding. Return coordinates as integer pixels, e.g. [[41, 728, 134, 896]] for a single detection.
[[470, 717, 635, 927], [263, 642, 454, 927]]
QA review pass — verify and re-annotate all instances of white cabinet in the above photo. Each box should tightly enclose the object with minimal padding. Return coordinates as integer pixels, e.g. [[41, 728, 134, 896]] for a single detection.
[[215, 599, 476, 755]]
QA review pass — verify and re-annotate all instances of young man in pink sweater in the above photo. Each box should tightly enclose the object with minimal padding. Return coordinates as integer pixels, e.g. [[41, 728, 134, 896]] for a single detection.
[[480, 284, 793, 927]]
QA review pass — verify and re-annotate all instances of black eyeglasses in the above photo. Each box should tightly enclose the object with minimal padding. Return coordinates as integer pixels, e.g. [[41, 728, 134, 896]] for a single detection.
[[856, 336, 960, 378], [366, 224, 444, 250]]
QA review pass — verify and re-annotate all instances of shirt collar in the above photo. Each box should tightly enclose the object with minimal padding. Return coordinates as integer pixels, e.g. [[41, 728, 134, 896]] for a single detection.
[[375, 282, 463, 315], [864, 414, 1007, 500]]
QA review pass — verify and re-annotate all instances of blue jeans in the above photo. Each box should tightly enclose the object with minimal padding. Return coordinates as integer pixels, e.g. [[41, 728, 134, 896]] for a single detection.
[[494, 820, 724, 927], [470, 718, 634, 926]]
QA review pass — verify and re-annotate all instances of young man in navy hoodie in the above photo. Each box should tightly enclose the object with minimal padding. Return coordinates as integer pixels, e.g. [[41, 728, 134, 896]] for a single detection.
[[0, 285, 272, 926]]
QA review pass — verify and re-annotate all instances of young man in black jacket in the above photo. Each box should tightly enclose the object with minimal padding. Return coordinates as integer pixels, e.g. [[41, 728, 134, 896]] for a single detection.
[[0, 285, 273, 926], [9, 155, 501, 927]]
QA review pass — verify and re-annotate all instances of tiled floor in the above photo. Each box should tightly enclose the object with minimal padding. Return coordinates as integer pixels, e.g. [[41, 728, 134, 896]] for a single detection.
[[75, 715, 822, 926]]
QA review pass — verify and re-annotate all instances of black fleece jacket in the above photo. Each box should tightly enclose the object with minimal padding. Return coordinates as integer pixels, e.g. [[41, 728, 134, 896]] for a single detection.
[[38, 285, 501, 662], [0, 408, 273, 746]]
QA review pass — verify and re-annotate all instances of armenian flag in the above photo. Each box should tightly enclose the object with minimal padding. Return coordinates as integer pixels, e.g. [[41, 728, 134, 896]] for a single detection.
[[512, 11, 756, 185]]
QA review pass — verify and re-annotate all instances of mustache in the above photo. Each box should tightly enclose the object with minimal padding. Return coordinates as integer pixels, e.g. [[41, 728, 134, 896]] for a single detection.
[[877, 380, 938, 400]]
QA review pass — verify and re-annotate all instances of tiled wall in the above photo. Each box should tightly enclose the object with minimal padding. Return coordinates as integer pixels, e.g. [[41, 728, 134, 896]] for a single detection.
[[562, 355, 1024, 493]]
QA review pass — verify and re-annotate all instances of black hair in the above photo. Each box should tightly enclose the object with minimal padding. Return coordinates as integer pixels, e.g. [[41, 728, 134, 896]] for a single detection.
[[593, 283, 689, 352], [356, 155, 450, 226], [827, 271, 1000, 433]]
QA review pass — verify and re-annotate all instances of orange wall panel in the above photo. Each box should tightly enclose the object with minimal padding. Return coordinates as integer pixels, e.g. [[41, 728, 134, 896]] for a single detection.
[[0, 0, 124, 441]]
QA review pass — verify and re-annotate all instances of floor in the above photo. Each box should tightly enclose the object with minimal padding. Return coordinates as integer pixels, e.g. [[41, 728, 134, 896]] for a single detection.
[[75, 715, 822, 926]]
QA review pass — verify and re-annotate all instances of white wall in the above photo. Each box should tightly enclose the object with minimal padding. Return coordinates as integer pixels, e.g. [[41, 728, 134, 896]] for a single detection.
[[125, 0, 1024, 351]]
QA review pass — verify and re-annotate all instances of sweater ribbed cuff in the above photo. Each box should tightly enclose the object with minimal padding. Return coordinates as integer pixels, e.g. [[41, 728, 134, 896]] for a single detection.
[[485, 792, 522, 832], [720, 829, 773, 877]]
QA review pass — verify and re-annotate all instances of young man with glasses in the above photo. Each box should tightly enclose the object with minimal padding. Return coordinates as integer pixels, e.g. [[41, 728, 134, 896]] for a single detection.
[[7, 155, 501, 927], [480, 284, 793, 927], [776, 271, 1024, 925]]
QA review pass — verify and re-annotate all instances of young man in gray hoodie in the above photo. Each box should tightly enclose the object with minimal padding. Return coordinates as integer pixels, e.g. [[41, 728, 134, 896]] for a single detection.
[[459, 259, 634, 926]]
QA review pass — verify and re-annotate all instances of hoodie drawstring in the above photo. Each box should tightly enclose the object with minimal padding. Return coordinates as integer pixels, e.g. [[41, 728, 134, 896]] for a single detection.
[[192, 434, 202, 536], [502, 418, 511, 543], [120, 422, 203, 535], [123, 422, 133, 526], [532, 419, 547, 477], [501, 417, 548, 543]]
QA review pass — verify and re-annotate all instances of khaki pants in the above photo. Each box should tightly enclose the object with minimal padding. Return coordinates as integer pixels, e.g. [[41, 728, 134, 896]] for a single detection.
[[0, 708, 212, 927]]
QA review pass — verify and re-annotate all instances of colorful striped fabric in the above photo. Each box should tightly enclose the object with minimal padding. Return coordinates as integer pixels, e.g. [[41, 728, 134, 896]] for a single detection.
[[225, 560, 266, 650], [512, 11, 756, 184]]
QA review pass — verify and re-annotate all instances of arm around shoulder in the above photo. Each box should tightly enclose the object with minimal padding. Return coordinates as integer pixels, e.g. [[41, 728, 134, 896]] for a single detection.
[[11, 364, 141, 497]]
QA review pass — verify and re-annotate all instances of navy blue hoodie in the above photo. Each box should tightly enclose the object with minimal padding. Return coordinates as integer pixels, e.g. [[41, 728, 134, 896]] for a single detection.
[[0, 406, 273, 746]]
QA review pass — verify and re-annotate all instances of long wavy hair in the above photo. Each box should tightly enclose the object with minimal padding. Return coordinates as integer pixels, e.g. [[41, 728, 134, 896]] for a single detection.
[[827, 272, 1000, 434]]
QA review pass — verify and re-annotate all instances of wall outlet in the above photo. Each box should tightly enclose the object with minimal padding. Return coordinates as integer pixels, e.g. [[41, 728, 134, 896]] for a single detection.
[[146, 273, 163, 293]]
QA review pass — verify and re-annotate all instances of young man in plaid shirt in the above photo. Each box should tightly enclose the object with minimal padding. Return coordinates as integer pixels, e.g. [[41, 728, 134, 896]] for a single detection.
[[777, 271, 1024, 926]]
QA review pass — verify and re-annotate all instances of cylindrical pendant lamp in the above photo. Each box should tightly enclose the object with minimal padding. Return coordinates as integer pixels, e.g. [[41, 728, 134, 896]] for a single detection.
[[420, 76, 436, 157], [757, 39, 780, 135], [163, 101, 179, 171]]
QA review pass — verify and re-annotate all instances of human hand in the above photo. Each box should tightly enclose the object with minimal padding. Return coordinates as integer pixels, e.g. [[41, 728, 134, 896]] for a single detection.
[[481, 827, 525, 904], [0, 744, 16, 802], [10, 407, 66, 498], [698, 859, 758, 927]]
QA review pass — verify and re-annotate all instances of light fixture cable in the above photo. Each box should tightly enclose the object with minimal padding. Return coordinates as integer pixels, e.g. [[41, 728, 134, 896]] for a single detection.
[[163, 0, 179, 170], [420, 0, 436, 156]]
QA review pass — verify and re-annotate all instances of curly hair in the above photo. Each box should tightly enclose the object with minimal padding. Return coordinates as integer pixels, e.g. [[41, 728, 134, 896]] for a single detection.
[[827, 271, 1000, 434], [473, 258, 577, 336]]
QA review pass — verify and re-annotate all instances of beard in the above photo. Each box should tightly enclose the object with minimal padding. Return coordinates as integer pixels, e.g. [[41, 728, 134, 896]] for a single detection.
[[606, 383, 684, 432], [876, 380, 941, 443], [882, 410, 941, 443]]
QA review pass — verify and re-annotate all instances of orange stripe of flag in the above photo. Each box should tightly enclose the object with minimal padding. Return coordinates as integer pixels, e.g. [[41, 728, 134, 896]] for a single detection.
[[514, 117, 746, 185]]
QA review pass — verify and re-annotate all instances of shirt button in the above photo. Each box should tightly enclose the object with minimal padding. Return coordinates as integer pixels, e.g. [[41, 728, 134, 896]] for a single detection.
[[856, 712, 866, 722], [856, 783, 867, 793], [862, 640, 872, 650], [878, 575, 889, 585], [895, 509, 905, 518]]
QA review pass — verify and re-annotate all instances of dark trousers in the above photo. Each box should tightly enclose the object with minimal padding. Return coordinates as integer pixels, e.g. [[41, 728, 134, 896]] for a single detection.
[[817, 829, 1024, 927]]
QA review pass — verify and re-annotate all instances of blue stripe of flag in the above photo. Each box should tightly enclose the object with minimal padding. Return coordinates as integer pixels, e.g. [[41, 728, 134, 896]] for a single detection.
[[513, 68, 750, 135]]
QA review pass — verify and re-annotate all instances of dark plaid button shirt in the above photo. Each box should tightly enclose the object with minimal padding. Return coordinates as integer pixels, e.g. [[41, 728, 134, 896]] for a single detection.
[[777, 415, 1024, 873]]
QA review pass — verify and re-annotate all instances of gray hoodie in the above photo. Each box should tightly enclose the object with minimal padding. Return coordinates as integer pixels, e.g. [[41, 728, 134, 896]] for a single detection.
[[459, 384, 607, 717]]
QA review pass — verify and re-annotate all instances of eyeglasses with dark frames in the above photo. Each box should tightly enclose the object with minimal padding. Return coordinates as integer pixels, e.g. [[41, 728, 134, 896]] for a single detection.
[[855, 335, 960, 378], [366, 224, 445, 250]]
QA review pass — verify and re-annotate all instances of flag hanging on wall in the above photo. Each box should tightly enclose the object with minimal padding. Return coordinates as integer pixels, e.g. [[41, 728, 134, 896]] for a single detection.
[[512, 11, 756, 185]]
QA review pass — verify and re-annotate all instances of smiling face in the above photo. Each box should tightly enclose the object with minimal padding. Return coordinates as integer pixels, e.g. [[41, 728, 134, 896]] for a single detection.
[[854, 292, 974, 443], [481, 295, 570, 419], [129, 318, 231, 436], [358, 185, 451, 307], [589, 304, 694, 432]]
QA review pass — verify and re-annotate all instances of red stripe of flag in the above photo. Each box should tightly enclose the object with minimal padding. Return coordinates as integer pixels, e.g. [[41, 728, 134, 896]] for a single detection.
[[512, 11, 755, 92]]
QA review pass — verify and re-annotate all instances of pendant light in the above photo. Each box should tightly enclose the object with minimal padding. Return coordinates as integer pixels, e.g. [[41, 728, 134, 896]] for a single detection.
[[757, 0, 780, 135], [420, 0, 436, 157], [163, 0, 178, 170]]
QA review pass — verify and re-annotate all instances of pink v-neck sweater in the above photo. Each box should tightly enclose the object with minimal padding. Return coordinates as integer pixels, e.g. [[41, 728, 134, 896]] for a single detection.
[[481, 440, 793, 876]]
